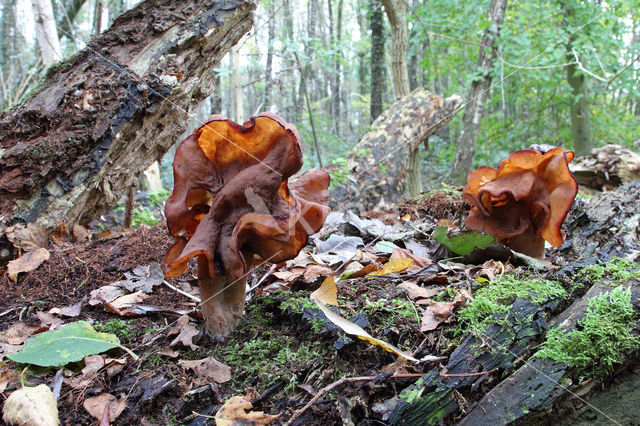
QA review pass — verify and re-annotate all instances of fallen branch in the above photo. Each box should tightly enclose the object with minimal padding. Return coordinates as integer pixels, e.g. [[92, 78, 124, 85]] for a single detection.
[[439, 368, 498, 378], [162, 280, 201, 303], [284, 373, 424, 425]]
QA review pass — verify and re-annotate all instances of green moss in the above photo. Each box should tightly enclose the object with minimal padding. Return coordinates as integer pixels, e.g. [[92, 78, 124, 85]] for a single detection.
[[363, 297, 419, 328], [457, 274, 567, 336], [95, 319, 142, 344], [575, 257, 640, 286], [536, 287, 639, 377]]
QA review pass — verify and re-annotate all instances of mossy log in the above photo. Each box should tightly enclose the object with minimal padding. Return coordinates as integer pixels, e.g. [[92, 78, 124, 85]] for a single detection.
[[0, 0, 254, 231], [328, 89, 462, 212]]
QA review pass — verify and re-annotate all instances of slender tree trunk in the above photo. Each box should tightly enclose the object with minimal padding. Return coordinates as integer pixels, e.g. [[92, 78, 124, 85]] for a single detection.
[[369, 0, 385, 122], [231, 46, 244, 121], [31, 0, 62, 66], [382, 0, 422, 197], [451, 0, 507, 185], [330, 0, 343, 137], [92, 0, 104, 35], [56, 0, 87, 40], [263, 14, 275, 110], [563, 4, 593, 157], [282, 0, 296, 115], [212, 73, 222, 113]]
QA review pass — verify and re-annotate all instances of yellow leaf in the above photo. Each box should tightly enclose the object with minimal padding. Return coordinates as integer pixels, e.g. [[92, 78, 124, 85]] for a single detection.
[[310, 277, 337, 305], [215, 394, 279, 425], [312, 298, 417, 362], [368, 258, 414, 276]]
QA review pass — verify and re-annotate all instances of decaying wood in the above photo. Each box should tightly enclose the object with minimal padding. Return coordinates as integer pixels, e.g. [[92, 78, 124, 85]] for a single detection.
[[329, 89, 462, 212], [0, 0, 255, 232], [570, 144, 640, 190]]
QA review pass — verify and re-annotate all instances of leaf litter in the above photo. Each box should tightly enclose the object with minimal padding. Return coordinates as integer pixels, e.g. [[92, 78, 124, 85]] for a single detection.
[[0, 188, 630, 424]]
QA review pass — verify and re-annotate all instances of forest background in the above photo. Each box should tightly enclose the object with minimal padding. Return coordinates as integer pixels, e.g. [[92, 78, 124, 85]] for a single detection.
[[2, 0, 640, 195]]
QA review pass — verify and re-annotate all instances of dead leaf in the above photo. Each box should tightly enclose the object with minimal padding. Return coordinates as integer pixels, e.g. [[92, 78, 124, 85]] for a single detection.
[[302, 264, 333, 283], [390, 248, 433, 270], [49, 222, 70, 245], [4, 223, 48, 252], [1, 322, 46, 345], [49, 300, 83, 318], [348, 263, 379, 279], [368, 258, 414, 276], [420, 291, 470, 332], [273, 267, 305, 283], [397, 282, 440, 300], [0, 364, 20, 393], [310, 277, 337, 306], [2, 384, 59, 426], [178, 355, 231, 384], [89, 285, 126, 306], [313, 298, 417, 362], [105, 291, 148, 316], [169, 315, 199, 350], [71, 224, 90, 242], [117, 263, 164, 293], [157, 349, 180, 358], [0, 343, 22, 362], [6, 248, 50, 282], [215, 394, 279, 426], [83, 393, 126, 422], [36, 312, 63, 329]]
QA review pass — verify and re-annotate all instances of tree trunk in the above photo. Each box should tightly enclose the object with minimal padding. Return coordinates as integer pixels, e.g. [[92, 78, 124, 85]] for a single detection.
[[31, 0, 62, 67], [369, 0, 385, 122], [231, 46, 244, 121], [263, 14, 275, 110], [451, 0, 507, 185], [382, 0, 423, 197], [329, 89, 462, 211], [330, 0, 343, 137], [0, 0, 254, 232], [92, 0, 104, 36], [56, 0, 87, 42]]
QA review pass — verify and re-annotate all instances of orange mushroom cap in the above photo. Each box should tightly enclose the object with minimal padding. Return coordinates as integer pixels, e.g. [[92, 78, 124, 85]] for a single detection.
[[462, 148, 577, 258], [162, 112, 330, 279]]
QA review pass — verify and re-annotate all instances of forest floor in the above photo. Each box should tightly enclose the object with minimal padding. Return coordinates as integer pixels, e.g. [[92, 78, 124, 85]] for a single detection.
[[0, 186, 639, 425]]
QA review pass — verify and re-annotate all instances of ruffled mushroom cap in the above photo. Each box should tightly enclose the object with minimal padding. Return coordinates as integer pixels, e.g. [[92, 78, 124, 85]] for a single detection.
[[462, 148, 577, 258], [163, 112, 330, 279]]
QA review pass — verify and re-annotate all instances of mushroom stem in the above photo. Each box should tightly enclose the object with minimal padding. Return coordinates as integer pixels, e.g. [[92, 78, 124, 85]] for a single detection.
[[507, 230, 546, 258], [197, 255, 249, 339]]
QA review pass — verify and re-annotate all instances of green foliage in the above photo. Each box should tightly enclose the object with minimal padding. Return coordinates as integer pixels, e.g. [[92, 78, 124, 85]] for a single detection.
[[95, 319, 143, 344], [458, 274, 567, 336], [132, 207, 160, 227], [431, 226, 496, 256], [147, 189, 169, 207], [536, 287, 639, 377], [8, 321, 121, 367]]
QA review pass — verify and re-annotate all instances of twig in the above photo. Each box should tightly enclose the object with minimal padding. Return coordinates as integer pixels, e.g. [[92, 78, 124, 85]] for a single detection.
[[285, 373, 423, 425], [248, 264, 277, 293], [163, 280, 201, 303], [439, 368, 498, 378]]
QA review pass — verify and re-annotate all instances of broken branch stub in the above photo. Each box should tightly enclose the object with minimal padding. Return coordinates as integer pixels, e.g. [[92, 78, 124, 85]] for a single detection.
[[163, 113, 330, 337]]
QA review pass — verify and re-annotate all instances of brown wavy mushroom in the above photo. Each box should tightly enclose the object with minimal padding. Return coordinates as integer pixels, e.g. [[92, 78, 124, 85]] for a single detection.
[[162, 113, 330, 338], [462, 147, 578, 258]]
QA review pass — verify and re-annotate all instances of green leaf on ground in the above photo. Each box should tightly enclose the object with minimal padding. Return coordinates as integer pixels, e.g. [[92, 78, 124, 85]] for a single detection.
[[8, 321, 122, 367], [432, 226, 496, 256], [375, 241, 400, 253]]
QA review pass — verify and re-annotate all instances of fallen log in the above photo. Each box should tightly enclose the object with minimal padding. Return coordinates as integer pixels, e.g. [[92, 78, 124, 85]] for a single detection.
[[0, 0, 254, 231], [329, 89, 462, 212]]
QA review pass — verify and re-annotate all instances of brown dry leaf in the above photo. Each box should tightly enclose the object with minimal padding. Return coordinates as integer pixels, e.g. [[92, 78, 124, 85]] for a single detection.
[[157, 349, 180, 358], [302, 264, 333, 283], [420, 301, 456, 332], [285, 251, 315, 268], [310, 276, 337, 306], [105, 291, 148, 316], [67, 355, 108, 390], [2, 384, 59, 426], [178, 355, 231, 384], [1, 322, 46, 345], [71, 224, 91, 242], [0, 364, 20, 393], [83, 393, 126, 422], [4, 223, 48, 252], [348, 263, 379, 279], [49, 222, 70, 245], [6, 248, 50, 282], [169, 315, 200, 350], [390, 248, 433, 270], [273, 267, 304, 282], [215, 394, 279, 426], [397, 282, 440, 300], [368, 258, 414, 276]]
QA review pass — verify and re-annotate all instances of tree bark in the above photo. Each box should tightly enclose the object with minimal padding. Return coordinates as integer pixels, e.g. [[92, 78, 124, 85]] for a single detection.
[[0, 0, 254, 232], [31, 0, 62, 67], [369, 0, 385, 122], [263, 13, 275, 110], [329, 89, 462, 211], [382, 0, 424, 197], [451, 0, 507, 185]]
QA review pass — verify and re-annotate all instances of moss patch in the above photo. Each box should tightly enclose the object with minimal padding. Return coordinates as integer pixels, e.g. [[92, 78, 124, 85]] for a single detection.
[[457, 274, 567, 336], [575, 257, 640, 286], [536, 287, 639, 377]]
